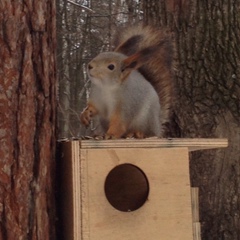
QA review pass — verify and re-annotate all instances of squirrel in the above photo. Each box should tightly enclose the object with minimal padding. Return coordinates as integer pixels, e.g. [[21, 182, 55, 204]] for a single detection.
[[80, 25, 174, 139]]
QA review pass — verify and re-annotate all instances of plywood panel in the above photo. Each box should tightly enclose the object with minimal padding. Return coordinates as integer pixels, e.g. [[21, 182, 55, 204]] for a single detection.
[[60, 142, 74, 240], [80, 147, 193, 240], [60, 138, 228, 239], [79, 138, 228, 151]]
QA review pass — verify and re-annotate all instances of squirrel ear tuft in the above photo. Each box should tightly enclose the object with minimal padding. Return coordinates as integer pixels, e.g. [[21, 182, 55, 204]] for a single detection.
[[122, 42, 166, 72], [120, 41, 167, 81], [121, 58, 138, 72], [120, 55, 139, 81], [121, 51, 149, 73], [115, 34, 143, 55]]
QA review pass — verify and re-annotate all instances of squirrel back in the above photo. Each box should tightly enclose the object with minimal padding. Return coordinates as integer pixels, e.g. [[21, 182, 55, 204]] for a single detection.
[[114, 25, 174, 125], [80, 25, 174, 138]]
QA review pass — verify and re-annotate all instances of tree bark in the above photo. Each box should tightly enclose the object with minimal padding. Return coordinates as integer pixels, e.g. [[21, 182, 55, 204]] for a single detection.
[[143, 0, 240, 239], [0, 1, 56, 239]]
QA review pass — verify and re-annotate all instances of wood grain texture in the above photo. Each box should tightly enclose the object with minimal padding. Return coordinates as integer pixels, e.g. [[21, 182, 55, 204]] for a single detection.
[[61, 139, 227, 239], [79, 138, 228, 151], [86, 147, 193, 240], [0, 1, 56, 239], [143, 1, 240, 238], [60, 139, 227, 240]]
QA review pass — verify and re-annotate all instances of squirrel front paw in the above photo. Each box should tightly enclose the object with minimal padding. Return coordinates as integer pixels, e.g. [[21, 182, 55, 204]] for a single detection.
[[80, 104, 98, 127], [80, 108, 92, 127]]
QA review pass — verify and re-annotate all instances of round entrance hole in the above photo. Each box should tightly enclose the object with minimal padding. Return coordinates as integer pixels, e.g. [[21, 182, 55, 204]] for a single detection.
[[104, 163, 149, 212]]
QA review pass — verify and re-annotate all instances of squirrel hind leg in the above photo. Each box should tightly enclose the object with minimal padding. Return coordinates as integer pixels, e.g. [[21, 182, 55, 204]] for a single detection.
[[105, 113, 128, 139], [124, 131, 145, 139], [133, 131, 145, 139], [147, 115, 162, 138], [105, 125, 126, 139]]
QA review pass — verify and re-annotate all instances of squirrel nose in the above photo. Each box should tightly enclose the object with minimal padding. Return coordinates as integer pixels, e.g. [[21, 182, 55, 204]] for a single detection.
[[88, 64, 93, 70]]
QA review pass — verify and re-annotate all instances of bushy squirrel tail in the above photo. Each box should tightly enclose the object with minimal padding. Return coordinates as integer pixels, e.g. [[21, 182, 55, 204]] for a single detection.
[[114, 25, 175, 125]]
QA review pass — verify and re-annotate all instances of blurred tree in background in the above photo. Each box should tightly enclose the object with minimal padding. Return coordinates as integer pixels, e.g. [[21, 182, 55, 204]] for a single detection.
[[143, 1, 240, 239], [57, 1, 240, 239], [57, 0, 143, 138]]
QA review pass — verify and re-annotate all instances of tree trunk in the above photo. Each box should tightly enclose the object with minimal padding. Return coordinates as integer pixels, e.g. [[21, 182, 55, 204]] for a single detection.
[[143, 0, 240, 239], [0, 1, 56, 239]]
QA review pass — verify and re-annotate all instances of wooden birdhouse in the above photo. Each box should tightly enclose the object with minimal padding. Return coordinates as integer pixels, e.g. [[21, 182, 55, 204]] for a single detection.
[[60, 138, 228, 240]]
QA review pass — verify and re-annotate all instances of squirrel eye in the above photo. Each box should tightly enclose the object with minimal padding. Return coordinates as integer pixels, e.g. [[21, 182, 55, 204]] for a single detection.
[[108, 64, 115, 70]]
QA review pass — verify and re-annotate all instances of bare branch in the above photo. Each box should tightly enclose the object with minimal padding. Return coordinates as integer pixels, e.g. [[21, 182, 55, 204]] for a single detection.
[[67, 0, 95, 13]]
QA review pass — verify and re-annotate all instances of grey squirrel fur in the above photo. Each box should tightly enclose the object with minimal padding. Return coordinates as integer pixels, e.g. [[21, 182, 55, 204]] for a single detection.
[[80, 25, 174, 138]]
